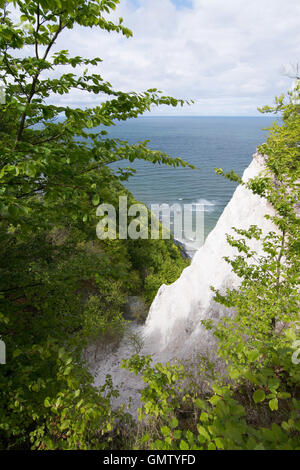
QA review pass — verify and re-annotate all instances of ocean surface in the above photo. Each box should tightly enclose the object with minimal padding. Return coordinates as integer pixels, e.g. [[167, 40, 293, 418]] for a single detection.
[[107, 116, 275, 256]]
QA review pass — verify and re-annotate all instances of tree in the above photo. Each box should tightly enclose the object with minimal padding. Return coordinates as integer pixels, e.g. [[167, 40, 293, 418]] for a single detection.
[[0, 0, 191, 449]]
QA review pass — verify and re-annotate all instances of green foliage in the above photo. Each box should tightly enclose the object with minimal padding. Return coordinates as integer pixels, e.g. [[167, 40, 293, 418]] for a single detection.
[[0, 339, 123, 450], [0, 1, 190, 449], [128, 238, 189, 304], [1, 0, 298, 452], [124, 85, 300, 451]]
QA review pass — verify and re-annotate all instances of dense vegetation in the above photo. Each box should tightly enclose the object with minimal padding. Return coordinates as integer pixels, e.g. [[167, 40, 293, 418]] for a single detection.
[[0, 0, 299, 451], [123, 82, 300, 450], [0, 0, 189, 450]]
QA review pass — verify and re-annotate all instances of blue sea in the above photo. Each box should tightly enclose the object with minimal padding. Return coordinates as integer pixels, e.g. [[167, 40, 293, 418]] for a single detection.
[[107, 116, 275, 255]]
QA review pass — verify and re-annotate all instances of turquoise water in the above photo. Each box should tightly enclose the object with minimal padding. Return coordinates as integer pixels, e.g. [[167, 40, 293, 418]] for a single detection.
[[107, 116, 274, 251]]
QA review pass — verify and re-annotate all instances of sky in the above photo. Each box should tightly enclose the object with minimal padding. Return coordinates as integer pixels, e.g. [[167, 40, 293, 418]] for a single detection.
[[42, 0, 300, 115]]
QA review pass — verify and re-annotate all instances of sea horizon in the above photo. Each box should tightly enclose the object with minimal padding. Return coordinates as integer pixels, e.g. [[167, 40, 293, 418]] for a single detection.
[[107, 115, 275, 255]]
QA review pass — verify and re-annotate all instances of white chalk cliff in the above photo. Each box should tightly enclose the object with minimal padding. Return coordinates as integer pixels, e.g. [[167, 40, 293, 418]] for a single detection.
[[91, 152, 277, 411], [143, 152, 276, 362]]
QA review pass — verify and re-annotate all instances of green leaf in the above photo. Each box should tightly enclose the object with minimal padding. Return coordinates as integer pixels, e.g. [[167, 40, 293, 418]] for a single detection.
[[160, 426, 170, 437], [269, 398, 278, 411], [214, 438, 224, 450], [44, 397, 51, 408], [92, 195, 100, 206], [248, 350, 260, 362], [253, 390, 266, 403], [186, 430, 194, 445], [180, 440, 189, 450], [277, 392, 291, 399], [207, 442, 216, 450], [197, 425, 210, 441], [13, 349, 22, 358], [63, 366, 72, 376], [254, 443, 265, 450], [170, 417, 178, 429]]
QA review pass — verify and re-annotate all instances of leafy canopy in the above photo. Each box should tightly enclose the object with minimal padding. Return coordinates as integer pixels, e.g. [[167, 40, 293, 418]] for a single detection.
[[0, 0, 191, 450]]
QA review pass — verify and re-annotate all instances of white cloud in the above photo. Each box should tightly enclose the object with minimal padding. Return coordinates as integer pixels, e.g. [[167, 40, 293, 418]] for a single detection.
[[49, 0, 300, 115]]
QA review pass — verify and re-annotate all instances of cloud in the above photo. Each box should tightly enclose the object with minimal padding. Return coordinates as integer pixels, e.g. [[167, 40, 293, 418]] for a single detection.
[[48, 0, 300, 115]]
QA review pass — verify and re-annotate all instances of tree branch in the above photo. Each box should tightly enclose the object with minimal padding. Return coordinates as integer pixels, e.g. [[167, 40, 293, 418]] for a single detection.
[[15, 16, 65, 144]]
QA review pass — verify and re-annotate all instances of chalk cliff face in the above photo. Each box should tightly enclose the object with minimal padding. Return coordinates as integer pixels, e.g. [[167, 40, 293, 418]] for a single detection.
[[143, 152, 276, 362], [92, 152, 277, 411]]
